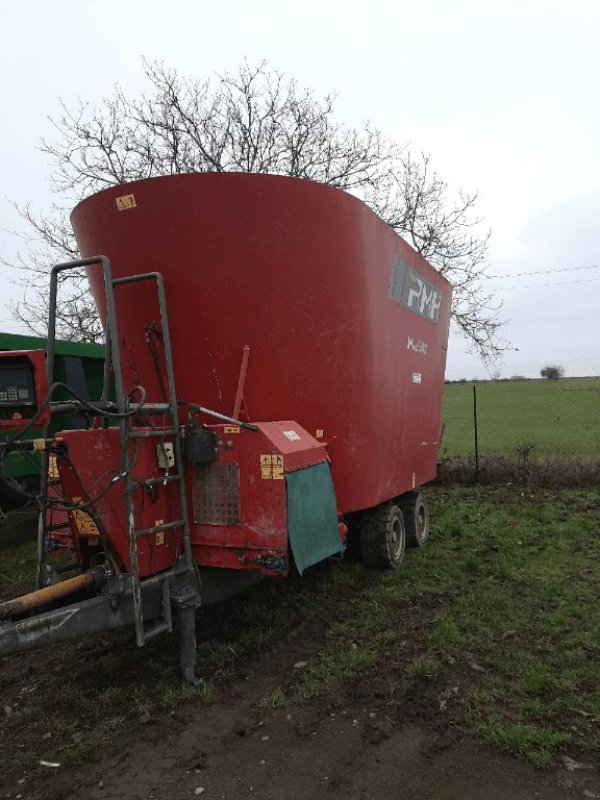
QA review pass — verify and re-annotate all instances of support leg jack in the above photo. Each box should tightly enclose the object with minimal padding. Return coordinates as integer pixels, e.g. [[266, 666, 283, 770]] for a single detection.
[[174, 587, 202, 685]]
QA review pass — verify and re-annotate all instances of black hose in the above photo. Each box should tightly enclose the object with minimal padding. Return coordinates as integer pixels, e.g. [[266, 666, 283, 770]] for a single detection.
[[0, 383, 147, 508]]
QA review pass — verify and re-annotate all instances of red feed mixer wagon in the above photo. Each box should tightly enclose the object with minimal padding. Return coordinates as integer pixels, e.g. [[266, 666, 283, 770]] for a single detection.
[[0, 174, 451, 680]]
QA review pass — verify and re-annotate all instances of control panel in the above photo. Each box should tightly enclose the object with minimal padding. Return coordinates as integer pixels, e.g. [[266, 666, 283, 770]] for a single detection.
[[0, 361, 36, 406]]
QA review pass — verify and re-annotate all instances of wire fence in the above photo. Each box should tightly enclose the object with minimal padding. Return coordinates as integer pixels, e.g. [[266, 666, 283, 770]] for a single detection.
[[440, 377, 600, 484]]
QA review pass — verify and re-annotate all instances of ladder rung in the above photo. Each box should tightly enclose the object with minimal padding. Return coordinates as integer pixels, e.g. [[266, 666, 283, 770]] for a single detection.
[[129, 429, 178, 439], [133, 403, 172, 414], [143, 621, 171, 641], [56, 561, 80, 574], [46, 522, 72, 532], [140, 569, 176, 588], [139, 475, 181, 488], [134, 519, 184, 538]]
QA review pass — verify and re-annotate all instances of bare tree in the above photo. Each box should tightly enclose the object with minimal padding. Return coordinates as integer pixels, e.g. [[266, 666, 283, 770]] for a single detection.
[[9, 203, 101, 342], [6, 60, 503, 360]]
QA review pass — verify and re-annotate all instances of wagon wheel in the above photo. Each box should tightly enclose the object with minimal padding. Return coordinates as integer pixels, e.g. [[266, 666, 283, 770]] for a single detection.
[[399, 491, 429, 548], [359, 502, 405, 569]]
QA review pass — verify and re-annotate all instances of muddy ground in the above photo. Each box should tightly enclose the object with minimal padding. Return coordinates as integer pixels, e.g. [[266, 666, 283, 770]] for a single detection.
[[2, 490, 600, 800], [3, 606, 599, 800]]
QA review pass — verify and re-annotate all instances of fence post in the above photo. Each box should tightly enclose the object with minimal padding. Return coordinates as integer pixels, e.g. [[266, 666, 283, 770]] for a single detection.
[[473, 384, 479, 484]]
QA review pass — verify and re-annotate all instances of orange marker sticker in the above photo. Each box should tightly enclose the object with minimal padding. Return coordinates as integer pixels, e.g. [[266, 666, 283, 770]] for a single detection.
[[115, 193, 137, 210]]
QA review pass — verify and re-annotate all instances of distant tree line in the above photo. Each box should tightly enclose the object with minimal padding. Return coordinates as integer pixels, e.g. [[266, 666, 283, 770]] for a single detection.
[[445, 376, 533, 385], [445, 366, 568, 385]]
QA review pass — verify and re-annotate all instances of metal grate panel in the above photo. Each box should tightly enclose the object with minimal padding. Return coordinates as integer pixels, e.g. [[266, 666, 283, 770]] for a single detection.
[[194, 462, 241, 525]]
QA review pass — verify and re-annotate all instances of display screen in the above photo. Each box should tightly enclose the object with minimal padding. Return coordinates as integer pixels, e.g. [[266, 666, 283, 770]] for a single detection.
[[0, 363, 36, 406]]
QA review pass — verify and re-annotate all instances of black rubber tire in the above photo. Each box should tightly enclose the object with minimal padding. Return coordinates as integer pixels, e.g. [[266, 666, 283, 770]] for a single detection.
[[359, 502, 406, 569], [399, 491, 429, 548]]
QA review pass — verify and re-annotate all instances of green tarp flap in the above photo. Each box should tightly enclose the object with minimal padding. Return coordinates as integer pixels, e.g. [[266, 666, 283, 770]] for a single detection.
[[286, 462, 343, 575]]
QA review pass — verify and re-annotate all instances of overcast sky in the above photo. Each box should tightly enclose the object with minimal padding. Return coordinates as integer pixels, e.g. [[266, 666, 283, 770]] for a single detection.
[[1, 0, 598, 379]]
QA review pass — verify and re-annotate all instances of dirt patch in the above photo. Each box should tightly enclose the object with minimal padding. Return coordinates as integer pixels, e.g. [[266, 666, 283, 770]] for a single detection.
[[14, 633, 600, 800], [3, 583, 599, 800]]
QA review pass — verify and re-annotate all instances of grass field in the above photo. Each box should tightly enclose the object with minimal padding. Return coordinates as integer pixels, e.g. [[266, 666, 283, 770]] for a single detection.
[[1, 486, 599, 784], [296, 487, 600, 766], [442, 377, 600, 458]]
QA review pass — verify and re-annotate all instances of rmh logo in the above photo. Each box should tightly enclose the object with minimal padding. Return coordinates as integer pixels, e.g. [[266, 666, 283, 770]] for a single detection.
[[388, 258, 442, 324]]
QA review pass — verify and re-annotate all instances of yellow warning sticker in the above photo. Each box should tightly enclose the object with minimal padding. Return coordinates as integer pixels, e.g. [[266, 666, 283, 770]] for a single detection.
[[32, 438, 46, 451], [154, 520, 166, 544], [260, 454, 284, 480], [48, 455, 59, 479], [115, 193, 137, 210], [71, 497, 100, 536], [260, 455, 272, 479], [224, 426, 240, 434], [315, 429, 324, 439], [272, 454, 284, 480]]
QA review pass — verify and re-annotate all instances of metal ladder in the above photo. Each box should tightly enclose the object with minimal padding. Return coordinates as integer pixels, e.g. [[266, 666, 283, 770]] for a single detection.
[[112, 272, 192, 646], [42, 257, 196, 648]]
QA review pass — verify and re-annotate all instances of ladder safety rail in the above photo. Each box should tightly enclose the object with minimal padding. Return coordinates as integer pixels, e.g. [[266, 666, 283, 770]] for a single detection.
[[43, 257, 196, 653], [39, 257, 118, 588]]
